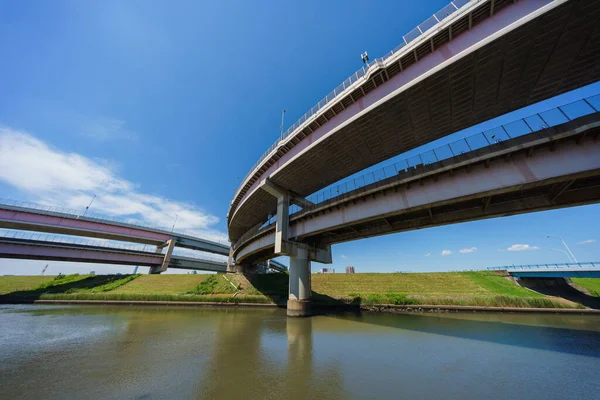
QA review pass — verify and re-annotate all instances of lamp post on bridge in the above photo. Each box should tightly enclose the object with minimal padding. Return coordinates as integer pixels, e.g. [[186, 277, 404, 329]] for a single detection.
[[550, 248, 572, 263], [547, 235, 578, 263], [361, 51, 369, 69]]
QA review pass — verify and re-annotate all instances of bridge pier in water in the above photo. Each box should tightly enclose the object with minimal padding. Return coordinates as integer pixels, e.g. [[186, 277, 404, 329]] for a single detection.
[[288, 248, 311, 317], [256, 178, 331, 317]]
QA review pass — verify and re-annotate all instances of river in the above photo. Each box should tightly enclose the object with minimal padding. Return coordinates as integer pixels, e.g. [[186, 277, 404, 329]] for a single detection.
[[1, 304, 599, 399]]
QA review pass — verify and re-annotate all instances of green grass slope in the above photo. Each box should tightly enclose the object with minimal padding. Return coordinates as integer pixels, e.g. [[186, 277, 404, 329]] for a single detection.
[[572, 278, 600, 297]]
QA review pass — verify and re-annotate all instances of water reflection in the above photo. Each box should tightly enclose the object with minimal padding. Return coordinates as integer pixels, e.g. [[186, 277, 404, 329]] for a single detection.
[[333, 312, 600, 358], [1, 305, 600, 400]]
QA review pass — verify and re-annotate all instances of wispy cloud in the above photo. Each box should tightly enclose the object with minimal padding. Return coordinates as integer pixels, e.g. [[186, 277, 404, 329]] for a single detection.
[[77, 116, 138, 142], [0, 128, 226, 243], [577, 239, 596, 245], [425, 253, 431, 257], [507, 244, 540, 252], [459, 247, 477, 253], [441, 250, 453, 256], [340, 254, 348, 259]]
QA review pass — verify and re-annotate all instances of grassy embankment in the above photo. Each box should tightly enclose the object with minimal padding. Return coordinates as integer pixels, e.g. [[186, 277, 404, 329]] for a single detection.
[[0, 271, 586, 308], [572, 278, 600, 297]]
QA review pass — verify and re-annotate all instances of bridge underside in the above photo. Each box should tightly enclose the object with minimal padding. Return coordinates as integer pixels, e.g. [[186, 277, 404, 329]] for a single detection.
[[234, 119, 600, 264], [0, 238, 228, 273], [513, 271, 600, 278], [229, 0, 600, 243]]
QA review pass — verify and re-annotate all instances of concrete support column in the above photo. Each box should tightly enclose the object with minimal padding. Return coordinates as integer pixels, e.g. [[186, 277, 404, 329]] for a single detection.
[[149, 239, 175, 274], [287, 247, 311, 317], [275, 193, 290, 254]]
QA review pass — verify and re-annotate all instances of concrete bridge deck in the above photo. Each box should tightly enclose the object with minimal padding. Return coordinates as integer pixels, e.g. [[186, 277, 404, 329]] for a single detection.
[[0, 201, 230, 256], [233, 112, 600, 264], [489, 262, 600, 278], [0, 237, 228, 273], [228, 0, 600, 244]]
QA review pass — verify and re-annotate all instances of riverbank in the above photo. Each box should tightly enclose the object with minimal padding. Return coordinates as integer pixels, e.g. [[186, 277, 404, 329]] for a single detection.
[[6, 298, 599, 315], [2, 271, 597, 311]]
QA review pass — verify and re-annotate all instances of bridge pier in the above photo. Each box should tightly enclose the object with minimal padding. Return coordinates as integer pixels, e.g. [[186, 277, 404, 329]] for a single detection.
[[288, 247, 311, 317], [149, 239, 175, 274], [256, 178, 332, 317]]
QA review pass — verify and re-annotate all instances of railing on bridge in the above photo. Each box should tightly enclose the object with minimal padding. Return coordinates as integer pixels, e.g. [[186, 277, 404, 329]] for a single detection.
[[233, 94, 600, 250], [488, 262, 600, 271], [0, 229, 228, 264], [234, 0, 472, 201], [0, 198, 230, 246], [288, 94, 600, 215]]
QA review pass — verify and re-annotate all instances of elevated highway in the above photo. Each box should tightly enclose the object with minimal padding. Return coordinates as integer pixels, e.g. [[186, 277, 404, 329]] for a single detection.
[[232, 95, 600, 315], [229, 0, 600, 244], [0, 237, 228, 273], [233, 111, 600, 264], [229, 0, 600, 315], [0, 199, 231, 273], [0, 201, 230, 256]]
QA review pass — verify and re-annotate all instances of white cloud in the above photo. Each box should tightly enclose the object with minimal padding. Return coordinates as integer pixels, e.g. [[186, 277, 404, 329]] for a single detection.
[[340, 255, 348, 259], [441, 250, 453, 256], [459, 247, 477, 254], [506, 244, 540, 252], [425, 253, 431, 257], [577, 239, 596, 245], [0, 128, 226, 243]]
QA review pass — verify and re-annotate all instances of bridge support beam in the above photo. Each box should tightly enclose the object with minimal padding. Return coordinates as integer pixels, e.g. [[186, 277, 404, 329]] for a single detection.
[[149, 239, 175, 274], [259, 178, 331, 316], [288, 247, 311, 317]]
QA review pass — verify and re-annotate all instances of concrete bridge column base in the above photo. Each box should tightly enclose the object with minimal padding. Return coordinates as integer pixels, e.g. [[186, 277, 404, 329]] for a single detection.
[[288, 247, 311, 317]]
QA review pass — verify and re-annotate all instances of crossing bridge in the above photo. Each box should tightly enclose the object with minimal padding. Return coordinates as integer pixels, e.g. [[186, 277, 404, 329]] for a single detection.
[[228, 0, 600, 316]]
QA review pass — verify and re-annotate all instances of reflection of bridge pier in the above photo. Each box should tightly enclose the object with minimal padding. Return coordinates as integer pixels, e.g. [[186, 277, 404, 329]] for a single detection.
[[285, 317, 313, 393]]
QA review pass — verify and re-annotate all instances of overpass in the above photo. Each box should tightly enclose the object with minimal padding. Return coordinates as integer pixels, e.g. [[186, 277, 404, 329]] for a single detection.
[[489, 262, 600, 278], [229, 0, 600, 316], [0, 199, 231, 274], [0, 236, 228, 273], [0, 200, 230, 255], [0, 203, 287, 273], [233, 104, 600, 263]]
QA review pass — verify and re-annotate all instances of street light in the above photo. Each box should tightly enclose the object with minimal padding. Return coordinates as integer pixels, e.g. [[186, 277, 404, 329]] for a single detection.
[[171, 214, 178, 233], [546, 235, 578, 263], [361, 51, 369, 68], [550, 248, 572, 262]]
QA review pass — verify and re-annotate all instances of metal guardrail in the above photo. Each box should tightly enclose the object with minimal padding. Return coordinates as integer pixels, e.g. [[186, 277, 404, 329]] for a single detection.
[[0, 229, 152, 252], [0, 229, 228, 264], [234, 0, 473, 203], [286, 94, 600, 214], [0, 198, 230, 246], [234, 94, 600, 250], [488, 262, 599, 270]]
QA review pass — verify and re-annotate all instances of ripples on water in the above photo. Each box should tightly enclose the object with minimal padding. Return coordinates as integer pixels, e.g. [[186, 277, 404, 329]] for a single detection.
[[1, 304, 599, 400]]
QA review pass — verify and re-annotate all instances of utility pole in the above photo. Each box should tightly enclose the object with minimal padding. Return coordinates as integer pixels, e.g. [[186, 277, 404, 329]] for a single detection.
[[171, 214, 179, 232], [82, 194, 96, 217], [280, 109, 286, 139]]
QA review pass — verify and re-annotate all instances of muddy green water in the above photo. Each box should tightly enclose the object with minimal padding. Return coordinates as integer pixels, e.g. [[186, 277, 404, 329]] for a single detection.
[[1, 305, 599, 399]]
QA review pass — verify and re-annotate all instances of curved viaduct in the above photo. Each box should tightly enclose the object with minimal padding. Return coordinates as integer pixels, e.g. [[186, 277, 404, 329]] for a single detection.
[[234, 114, 600, 263], [228, 0, 600, 316]]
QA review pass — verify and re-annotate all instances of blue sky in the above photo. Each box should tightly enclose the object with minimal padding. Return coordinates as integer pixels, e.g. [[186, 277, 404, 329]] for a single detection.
[[0, 0, 598, 275]]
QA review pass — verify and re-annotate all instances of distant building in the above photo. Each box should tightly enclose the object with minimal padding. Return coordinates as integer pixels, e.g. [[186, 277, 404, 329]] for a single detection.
[[90, 271, 96, 275], [345, 266, 355, 274], [320, 268, 335, 274]]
